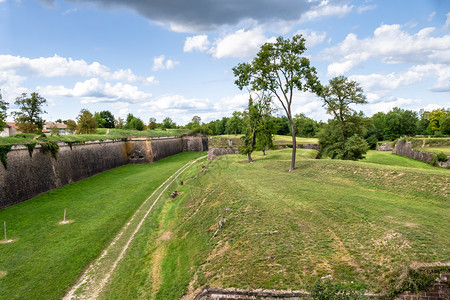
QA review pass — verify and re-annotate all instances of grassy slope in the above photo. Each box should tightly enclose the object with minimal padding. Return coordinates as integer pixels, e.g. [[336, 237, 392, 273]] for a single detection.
[[101, 149, 449, 299], [0, 128, 189, 146], [209, 134, 318, 148], [362, 150, 441, 169], [416, 147, 450, 155], [0, 152, 205, 300]]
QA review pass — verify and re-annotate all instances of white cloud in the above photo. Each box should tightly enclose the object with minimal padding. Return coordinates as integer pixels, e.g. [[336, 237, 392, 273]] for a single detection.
[[152, 55, 179, 71], [212, 27, 275, 59], [357, 5, 376, 14], [300, 2, 354, 23], [294, 29, 326, 48], [445, 12, 450, 29], [427, 11, 436, 22], [324, 24, 450, 76], [0, 71, 28, 102], [0, 54, 157, 85], [367, 97, 422, 114], [183, 35, 211, 52], [37, 78, 152, 103]]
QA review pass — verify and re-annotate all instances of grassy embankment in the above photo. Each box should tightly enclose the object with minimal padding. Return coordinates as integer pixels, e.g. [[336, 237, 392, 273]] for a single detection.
[[209, 134, 318, 148], [99, 148, 449, 299], [0, 128, 190, 146], [0, 152, 205, 300]]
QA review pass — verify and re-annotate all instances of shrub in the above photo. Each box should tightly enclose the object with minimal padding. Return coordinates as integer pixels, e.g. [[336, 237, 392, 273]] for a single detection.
[[436, 152, 448, 162], [309, 279, 367, 300]]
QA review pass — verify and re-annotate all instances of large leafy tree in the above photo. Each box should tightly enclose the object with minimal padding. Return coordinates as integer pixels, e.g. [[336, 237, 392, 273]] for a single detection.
[[162, 117, 176, 129], [13, 92, 47, 133], [319, 76, 369, 160], [76, 109, 97, 134], [0, 90, 8, 132], [94, 110, 115, 128], [233, 35, 321, 171]]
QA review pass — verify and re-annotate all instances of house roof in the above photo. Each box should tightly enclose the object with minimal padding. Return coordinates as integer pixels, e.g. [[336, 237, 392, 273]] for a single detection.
[[42, 128, 51, 133], [45, 122, 67, 129], [5, 122, 19, 129]]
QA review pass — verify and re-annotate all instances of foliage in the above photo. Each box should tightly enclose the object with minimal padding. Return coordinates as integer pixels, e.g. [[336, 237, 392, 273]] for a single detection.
[[319, 76, 369, 160], [40, 140, 60, 159], [440, 117, 450, 135], [226, 111, 244, 134], [294, 113, 318, 137], [25, 142, 36, 157], [162, 117, 176, 129], [115, 117, 125, 129], [436, 152, 448, 162], [238, 93, 273, 162], [0, 89, 8, 132], [128, 117, 145, 131], [13, 92, 47, 133], [76, 109, 97, 134], [0, 144, 12, 168], [372, 108, 419, 140], [66, 119, 77, 134], [148, 117, 157, 130], [94, 110, 115, 128], [309, 279, 367, 300], [424, 108, 448, 134], [233, 34, 321, 171], [274, 115, 290, 135]]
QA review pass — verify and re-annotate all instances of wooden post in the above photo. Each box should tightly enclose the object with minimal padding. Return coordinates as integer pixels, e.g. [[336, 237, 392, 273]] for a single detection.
[[64, 209, 66, 223]]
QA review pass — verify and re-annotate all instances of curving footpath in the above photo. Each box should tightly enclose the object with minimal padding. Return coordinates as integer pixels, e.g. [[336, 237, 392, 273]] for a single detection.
[[64, 155, 207, 300]]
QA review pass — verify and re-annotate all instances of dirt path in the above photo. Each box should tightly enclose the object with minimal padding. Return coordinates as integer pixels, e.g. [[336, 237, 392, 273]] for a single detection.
[[63, 155, 207, 300]]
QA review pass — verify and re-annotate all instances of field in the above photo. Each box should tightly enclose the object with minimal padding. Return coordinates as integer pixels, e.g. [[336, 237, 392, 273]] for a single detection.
[[209, 134, 318, 148], [99, 149, 449, 299], [0, 152, 205, 300], [0, 148, 448, 299], [416, 147, 450, 155], [0, 128, 190, 146]]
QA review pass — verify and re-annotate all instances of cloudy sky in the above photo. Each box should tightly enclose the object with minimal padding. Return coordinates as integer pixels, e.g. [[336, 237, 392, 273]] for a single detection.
[[1, 0, 449, 124]]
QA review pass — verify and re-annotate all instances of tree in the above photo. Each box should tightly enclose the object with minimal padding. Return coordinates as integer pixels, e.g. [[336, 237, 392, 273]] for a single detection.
[[66, 120, 77, 134], [424, 108, 448, 134], [129, 118, 145, 131], [162, 117, 176, 129], [76, 109, 97, 134], [226, 111, 244, 134], [115, 117, 125, 129], [239, 93, 272, 162], [191, 115, 201, 125], [13, 92, 47, 133], [148, 117, 157, 130], [95, 110, 115, 128], [319, 76, 369, 160], [294, 113, 318, 137], [233, 34, 321, 171], [0, 90, 8, 132]]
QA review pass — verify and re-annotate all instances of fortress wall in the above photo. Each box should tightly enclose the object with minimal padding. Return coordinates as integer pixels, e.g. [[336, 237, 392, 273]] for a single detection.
[[0, 136, 208, 208]]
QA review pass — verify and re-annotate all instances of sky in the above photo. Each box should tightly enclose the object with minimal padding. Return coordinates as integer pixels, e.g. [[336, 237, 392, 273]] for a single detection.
[[1, 0, 449, 125]]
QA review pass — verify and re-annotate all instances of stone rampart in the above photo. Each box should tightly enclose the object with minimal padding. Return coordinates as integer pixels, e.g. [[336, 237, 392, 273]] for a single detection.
[[393, 139, 450, 167], [0, 136, 207, 208]]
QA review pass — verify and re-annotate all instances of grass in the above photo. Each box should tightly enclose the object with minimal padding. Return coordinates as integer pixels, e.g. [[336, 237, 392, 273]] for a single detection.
[[0, 128, 190, 146], [0, 152, 205, 300], [100, 149, 449, 299], [416, 147, 450, 155], [209, 134, 318, 148], [361, 150, 443, 169]]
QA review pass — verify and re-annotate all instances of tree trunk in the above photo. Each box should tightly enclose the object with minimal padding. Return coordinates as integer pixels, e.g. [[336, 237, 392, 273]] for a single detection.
[[248, 152, 253, 163], [263, 149, 266, 156], [289, 120, 296, 172]]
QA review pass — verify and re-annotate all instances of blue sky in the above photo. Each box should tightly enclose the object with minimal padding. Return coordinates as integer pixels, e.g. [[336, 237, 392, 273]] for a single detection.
[[1, 0, 449, 124]]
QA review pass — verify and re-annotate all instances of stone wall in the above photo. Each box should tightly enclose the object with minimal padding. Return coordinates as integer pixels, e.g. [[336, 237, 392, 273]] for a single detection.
[[376, 142, 393, 151], [0, 136, 207, 208], [207, 147, 240, 160], [393, 139, 450, 167]]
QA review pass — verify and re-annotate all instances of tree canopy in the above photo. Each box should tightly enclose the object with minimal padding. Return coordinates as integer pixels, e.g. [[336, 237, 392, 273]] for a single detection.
[[13, 92, 47, 133], [77, 109, 97, 134], [0, 90, 8, 132]]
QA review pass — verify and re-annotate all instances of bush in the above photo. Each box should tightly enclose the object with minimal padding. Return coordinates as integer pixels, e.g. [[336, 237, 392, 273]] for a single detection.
[[309, 279, 367, 300], [433, 131, 446, 138], [129, 118, 144, 131], [436, 152, 448, 162], [340, 134, 369, 160]]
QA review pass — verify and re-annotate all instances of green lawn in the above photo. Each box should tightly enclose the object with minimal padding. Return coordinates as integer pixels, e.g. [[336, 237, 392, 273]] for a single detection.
[[0, 152, 205, 300], [209, 134, 318, 148], [0, 128, 190, 146], [361, 150, 443, 169], [100, 149, 449, 299], [416, 147, 450, 155]]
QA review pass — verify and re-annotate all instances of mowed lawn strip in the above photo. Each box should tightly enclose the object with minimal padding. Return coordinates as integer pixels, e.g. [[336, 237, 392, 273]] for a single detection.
[[0, 151, 205, 300], [101, 149, 449, 298]]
